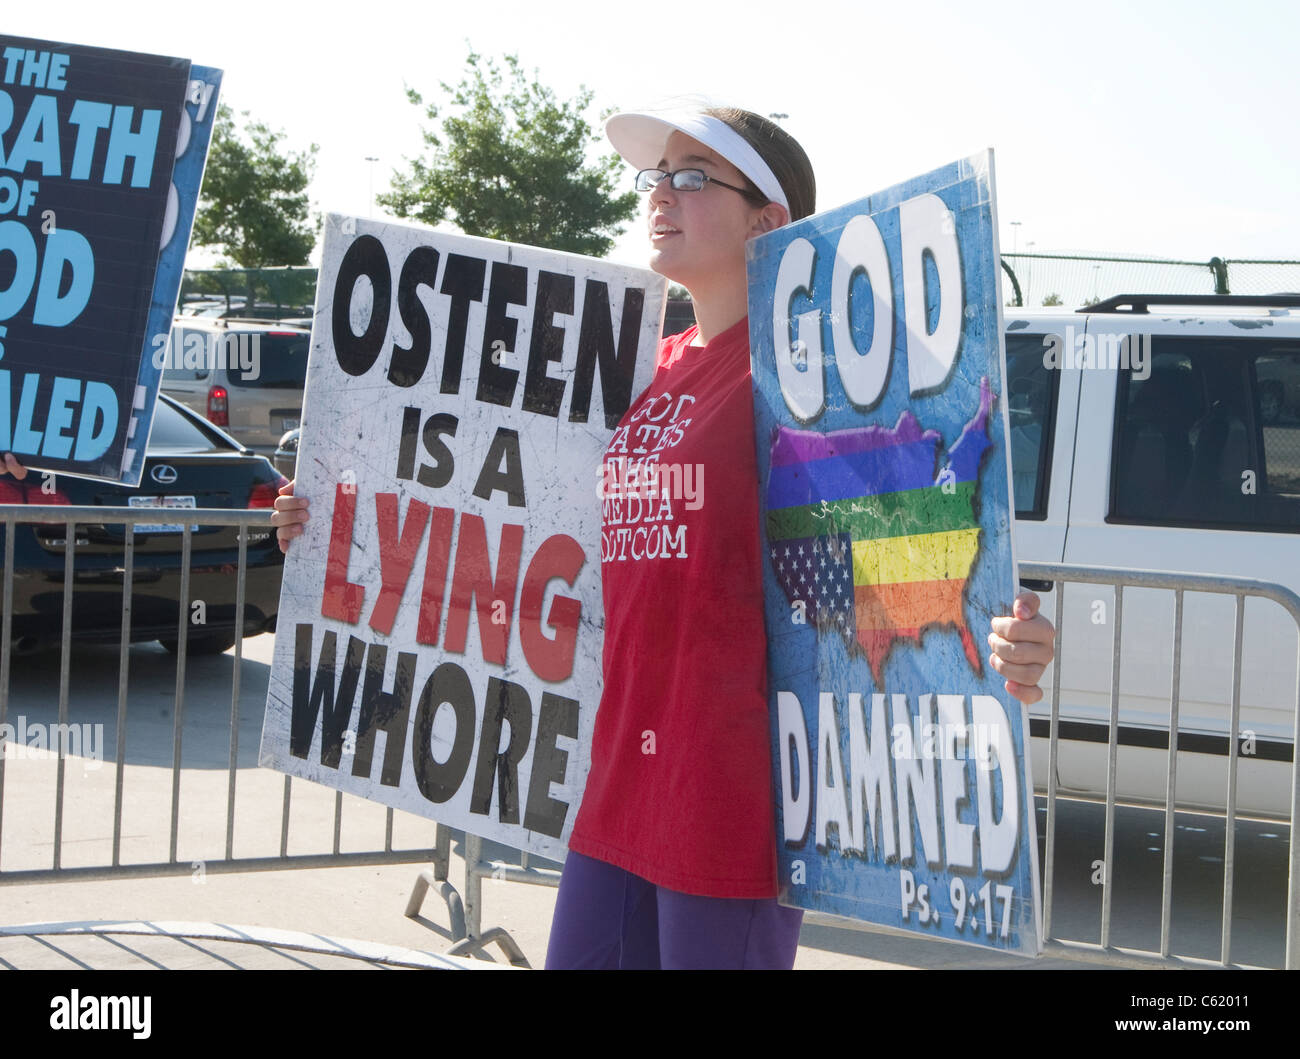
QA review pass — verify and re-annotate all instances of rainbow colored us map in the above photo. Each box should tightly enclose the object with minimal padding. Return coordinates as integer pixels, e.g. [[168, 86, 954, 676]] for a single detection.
[[766, 377, 994, 685]]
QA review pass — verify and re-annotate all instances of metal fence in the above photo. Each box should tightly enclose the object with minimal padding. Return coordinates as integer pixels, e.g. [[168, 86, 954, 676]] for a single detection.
[[429, 560, 1300, 969], [180, 256, 1300, 324], [179, 267, 317, 319], [0, 506, 435, 885], [1020, 561, 1299, 970], [1, 505, 1296, 968], [1001, 253, 1300, 309]]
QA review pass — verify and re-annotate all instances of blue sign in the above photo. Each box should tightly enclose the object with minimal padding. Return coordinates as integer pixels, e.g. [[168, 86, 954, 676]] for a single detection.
[[747, 152, 1041, 955], [125, 63, 222, 484], [0, 36, 221, 484]]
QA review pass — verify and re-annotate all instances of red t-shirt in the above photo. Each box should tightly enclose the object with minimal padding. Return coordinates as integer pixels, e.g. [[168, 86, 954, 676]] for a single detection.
[[567, 317, 777, 898]]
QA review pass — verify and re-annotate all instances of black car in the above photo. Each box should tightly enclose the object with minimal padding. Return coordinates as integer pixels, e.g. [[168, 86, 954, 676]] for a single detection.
[[1, 394, 287, 655]]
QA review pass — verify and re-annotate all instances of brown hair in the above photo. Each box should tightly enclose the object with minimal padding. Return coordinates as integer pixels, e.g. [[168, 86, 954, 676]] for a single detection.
[[704, 107, 817, 222]]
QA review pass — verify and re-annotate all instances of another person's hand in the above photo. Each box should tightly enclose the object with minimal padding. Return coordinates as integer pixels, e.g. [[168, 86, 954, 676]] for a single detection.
[[988, 589, 1055, 705], [1, 453, 28, 480], [270, 479, 309, 554]]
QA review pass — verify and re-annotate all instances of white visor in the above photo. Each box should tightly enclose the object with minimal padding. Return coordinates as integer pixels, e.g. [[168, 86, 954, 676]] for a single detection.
[[605, 111, 789, 214]]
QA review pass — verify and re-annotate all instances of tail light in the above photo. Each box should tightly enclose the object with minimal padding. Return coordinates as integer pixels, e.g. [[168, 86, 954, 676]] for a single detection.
[[32, 487, 71, 525], [207, 385, 229, 426], [248, 475, 290, 509]]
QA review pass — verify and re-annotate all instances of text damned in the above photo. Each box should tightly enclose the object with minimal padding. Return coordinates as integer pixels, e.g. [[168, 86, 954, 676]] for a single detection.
[[777, 690, 1020, 874]]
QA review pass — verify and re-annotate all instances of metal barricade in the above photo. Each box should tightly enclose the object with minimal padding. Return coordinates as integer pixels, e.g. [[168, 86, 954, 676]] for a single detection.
[[1020, 561, 1300, 970], [5, 507, 1295, 969], [413, 561, 1300, 969], [0, 505, 436, 885]]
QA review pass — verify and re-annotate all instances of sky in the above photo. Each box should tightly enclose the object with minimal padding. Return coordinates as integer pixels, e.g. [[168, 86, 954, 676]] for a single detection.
[[8, 0, 1299, 270]]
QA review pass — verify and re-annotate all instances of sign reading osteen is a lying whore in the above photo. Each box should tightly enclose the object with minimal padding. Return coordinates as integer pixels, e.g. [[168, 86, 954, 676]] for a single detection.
[[260, 215, 664, 860]]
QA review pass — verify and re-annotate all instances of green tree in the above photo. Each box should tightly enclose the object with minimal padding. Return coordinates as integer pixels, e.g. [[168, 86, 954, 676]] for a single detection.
[[193, 104, 319, 269], [1042, 292, 1063, 306], [380, 51, 637, 257]]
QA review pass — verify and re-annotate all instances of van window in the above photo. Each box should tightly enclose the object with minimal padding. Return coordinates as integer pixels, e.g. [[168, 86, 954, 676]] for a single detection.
[[1256, 350, 1300, 518], [162, 327, 213, 381], [1004, 333, 1060, 519], [1111, 337, 1300, 531], [224, 332, 310, 389]]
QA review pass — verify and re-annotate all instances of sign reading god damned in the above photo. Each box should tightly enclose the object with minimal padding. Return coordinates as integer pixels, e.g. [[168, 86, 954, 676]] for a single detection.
[[259, 216, 663, 860], [748, 152, 1042, 954]]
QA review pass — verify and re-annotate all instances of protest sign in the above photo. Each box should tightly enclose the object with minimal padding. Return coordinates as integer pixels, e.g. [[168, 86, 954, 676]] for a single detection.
[[0, 36, 220, 485], [259, 215, 664, 860], [747, 151, 1042, 954]]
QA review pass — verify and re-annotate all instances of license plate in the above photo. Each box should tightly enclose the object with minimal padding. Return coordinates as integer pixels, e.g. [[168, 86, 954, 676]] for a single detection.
[[129, 495, 198, 533]]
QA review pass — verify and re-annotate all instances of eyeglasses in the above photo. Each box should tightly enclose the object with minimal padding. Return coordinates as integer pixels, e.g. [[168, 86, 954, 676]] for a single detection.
[[634, 168, 765, 202]]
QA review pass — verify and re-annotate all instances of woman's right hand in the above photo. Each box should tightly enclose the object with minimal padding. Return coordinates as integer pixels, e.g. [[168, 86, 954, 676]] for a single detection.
[[270, 479, 310, 553], [1, 453, 28, 480]]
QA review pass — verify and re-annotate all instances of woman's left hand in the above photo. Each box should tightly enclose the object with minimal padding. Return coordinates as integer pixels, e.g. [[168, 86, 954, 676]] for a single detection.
[[988, 590, 1055, 705]]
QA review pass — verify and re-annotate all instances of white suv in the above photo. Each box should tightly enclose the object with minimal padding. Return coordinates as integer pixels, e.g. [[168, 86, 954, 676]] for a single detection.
[[1007, 295, 1300, 818]]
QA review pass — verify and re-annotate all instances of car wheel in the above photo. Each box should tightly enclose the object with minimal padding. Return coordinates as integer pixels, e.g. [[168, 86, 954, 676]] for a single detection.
[[158, 631, 239, 656], [1260, 383, 1283, 423]]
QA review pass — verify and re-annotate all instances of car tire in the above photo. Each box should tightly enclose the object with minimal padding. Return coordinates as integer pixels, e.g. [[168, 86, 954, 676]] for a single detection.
[[158, 631, 239, 656]]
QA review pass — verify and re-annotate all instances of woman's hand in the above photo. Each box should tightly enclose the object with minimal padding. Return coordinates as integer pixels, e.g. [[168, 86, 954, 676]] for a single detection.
[[1, 453, 28, 480], [988, 589, 1056, 705], [269, 479, 310, 554]]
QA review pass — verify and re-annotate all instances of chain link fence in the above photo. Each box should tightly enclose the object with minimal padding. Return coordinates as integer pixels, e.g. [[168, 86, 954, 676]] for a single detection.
[[180, 257, 1300, 323], [179, 267, 319, 320], [1002, 253, 1300, 309]]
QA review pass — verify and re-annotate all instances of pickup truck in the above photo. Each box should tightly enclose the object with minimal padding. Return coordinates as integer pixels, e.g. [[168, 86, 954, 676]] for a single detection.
[[1007, 294, 1300, 819]]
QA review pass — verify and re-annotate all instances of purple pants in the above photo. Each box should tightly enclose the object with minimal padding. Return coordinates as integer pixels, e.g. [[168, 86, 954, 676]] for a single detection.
[[545, 850, 804, 970]]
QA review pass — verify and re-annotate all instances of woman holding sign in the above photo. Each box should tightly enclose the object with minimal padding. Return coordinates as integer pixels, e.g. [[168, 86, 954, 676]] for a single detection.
[[270, 107, 1056, 971]]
